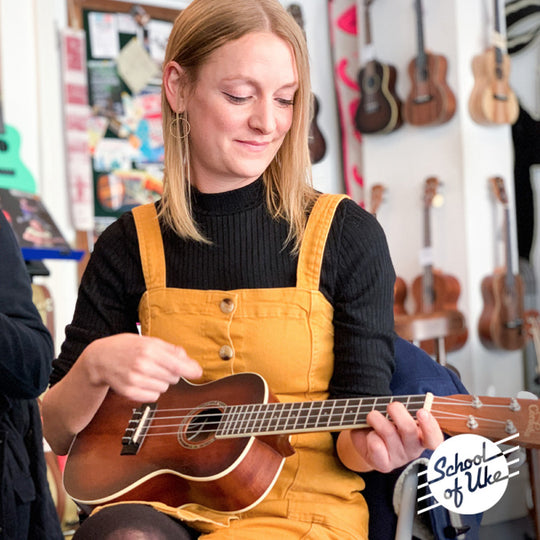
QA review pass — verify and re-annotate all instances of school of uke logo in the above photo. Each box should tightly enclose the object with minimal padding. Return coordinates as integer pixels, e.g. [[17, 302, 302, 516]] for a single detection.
[[418, 433, 521, 515]]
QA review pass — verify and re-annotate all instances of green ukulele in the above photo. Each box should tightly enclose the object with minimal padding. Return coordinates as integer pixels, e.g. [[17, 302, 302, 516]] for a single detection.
[[0, 28, 36, 193], [0, 102, 36, 193]]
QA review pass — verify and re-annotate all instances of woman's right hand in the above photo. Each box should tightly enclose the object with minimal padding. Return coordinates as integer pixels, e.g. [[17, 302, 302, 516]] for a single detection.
[[42, 333, 203, 455], [83, 333, 203, 403]]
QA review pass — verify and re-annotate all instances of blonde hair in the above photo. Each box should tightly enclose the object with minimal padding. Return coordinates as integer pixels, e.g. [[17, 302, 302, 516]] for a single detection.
[[159, 0, 318, 251]]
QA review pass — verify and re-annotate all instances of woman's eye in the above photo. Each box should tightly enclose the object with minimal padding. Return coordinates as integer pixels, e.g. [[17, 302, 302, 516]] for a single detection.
[[223, 92, 248, 104], [277, 98, 294, 107]]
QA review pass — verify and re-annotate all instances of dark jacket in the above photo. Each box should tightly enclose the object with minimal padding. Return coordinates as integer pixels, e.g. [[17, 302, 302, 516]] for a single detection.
[[363, 337, 482, 539], [0, 210, 62, 539]]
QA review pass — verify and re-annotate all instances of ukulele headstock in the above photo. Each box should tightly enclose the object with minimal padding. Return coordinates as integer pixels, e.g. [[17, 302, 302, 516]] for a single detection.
[[524, 310, 540, 339], [423, 176, 442, 208], [490, 176, 508, 207], [286, 4, 305, 31], [433, 394, 540, 449], [369, 184, 386, 215]]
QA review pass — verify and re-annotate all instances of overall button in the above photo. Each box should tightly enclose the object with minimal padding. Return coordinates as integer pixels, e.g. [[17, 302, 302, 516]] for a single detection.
[[220, 298, 235, 314], [219, 345, 234, 360]]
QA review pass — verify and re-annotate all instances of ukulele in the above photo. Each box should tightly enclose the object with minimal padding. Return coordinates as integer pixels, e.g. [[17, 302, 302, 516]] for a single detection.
[[368, 183, 408, 316], [410, 177, 468, 354], [522, 312, 540, 540], [402, 0, 456, 126], [354, 0, 403, 135], [31, 283, 55, 339], [287, 4, 327, 163], [468, 0, 519, 125], [63, 371, 540, 514], [0, 24, 36, 192], [524, 310, 540, 385], [478, 176, 526, 351]]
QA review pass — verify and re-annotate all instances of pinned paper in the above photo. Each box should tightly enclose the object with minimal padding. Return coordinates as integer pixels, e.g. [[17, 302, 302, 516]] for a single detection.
[[117, 37, 160, 95]]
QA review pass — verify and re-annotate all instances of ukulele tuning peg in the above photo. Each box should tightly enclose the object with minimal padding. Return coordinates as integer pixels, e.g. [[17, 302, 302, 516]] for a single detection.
[[509, 398, 521, 411], [432, 193, 444, 208], [467, 415, 479, 430], [505, 420, 518, 435], [472, 396, 483, 409]]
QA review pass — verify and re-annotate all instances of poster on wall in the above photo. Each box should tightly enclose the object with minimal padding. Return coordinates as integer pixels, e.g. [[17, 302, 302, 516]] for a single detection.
[[61, 27, 95, 232], [81, 6, 175, 234]]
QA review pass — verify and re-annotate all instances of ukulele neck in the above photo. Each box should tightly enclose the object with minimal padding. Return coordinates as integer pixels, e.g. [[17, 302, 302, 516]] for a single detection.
[[414, 0, 427, 79]]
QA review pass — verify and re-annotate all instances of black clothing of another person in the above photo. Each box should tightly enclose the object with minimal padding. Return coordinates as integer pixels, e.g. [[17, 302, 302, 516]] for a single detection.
[[0, 210, 62, 539]]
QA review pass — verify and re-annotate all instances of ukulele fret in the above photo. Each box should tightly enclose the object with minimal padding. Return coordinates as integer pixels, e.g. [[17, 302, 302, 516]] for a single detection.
[[222, 403, 242, 436], [253, 402, 265, 434], [304, 401, 316, 430]]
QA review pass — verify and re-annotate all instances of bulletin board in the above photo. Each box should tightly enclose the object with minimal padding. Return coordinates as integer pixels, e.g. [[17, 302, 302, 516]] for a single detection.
[[68, 0, 180, 234]]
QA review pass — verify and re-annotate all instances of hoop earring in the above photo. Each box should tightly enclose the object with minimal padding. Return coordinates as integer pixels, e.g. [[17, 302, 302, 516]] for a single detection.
[[170, 115, 191, 139]]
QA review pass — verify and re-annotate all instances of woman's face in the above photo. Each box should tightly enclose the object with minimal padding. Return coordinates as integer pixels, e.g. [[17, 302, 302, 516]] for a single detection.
[[181, 32, 298, 193]]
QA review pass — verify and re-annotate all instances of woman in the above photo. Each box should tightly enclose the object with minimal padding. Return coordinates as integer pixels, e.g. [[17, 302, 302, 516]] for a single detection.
[[42, 0, 442, 538]]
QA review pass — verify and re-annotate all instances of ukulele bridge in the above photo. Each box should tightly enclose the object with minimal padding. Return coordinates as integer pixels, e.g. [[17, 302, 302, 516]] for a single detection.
[[121, 403, 157, 455], [504, 318, 523, 330]]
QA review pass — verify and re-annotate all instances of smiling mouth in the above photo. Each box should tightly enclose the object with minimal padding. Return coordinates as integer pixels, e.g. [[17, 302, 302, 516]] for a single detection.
[[237, 140, 271, 151]]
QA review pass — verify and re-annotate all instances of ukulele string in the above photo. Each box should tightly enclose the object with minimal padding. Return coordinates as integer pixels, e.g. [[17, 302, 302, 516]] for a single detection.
[[125, 397, 520, 438], [131, 397, 429, 426]]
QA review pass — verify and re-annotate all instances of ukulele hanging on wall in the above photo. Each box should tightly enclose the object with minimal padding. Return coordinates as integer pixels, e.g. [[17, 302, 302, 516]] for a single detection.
[[478, 176, 526, 351], [402, 0, 456, 127], [524, 310, 540, 385], [410, 177, 468, 354], [468, 0, 519, 125], [286, 4, 327, 163], [354, 0, 403, 135]]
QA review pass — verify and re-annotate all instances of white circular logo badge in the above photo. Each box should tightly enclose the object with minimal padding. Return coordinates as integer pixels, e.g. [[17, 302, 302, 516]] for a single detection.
[[426, 433, 511, 514]]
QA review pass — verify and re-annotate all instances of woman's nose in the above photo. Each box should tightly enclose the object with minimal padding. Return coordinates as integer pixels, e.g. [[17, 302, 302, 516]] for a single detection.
[[249, 99, 276, 133]]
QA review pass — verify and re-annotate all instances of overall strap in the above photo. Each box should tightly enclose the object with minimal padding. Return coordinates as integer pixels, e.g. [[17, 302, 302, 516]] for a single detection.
[[132, 203, 166, 290], [297, 194, 349, 290]]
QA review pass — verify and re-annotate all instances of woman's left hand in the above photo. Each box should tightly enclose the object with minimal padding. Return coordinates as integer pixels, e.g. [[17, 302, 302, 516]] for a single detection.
[[337, 402, 444, 473]]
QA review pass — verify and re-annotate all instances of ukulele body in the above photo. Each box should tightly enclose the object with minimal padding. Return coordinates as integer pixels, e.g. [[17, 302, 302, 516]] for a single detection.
[[403, 52, 456, 126], [411, 269, 468, 354], [0, 123, 37, 192], [355, 60, 402, 134], [469, 48, 519, 125], [64, 374, 293, 514], [478, 270, 526, 350], [309, 94, 326, 163], [393, 276, 408, 316]]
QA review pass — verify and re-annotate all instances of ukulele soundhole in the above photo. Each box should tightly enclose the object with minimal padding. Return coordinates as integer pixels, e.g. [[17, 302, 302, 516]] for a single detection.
[[179, 401, 225, 450]]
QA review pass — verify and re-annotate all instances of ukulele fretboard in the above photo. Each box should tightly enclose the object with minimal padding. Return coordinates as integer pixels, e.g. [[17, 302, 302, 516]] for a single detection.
[[217, 394, 430, 438]]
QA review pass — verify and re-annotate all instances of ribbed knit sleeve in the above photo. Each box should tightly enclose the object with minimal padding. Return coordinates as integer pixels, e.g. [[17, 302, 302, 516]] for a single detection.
[[323, 199, 395, 398]]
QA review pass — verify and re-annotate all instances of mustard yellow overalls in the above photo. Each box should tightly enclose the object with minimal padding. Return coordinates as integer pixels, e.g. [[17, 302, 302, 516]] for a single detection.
[[131, 193, 369, 539]]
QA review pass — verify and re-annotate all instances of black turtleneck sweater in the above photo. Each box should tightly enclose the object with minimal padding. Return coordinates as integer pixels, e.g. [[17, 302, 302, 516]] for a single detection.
[[51, 179, 395, 398]]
